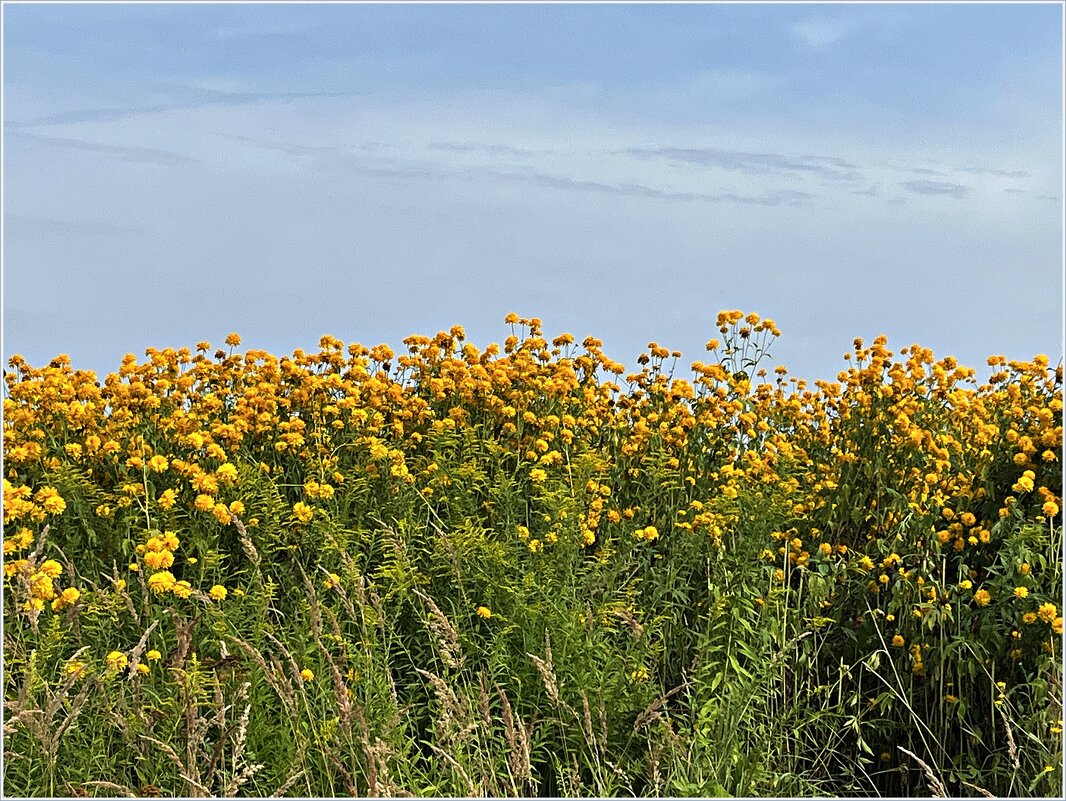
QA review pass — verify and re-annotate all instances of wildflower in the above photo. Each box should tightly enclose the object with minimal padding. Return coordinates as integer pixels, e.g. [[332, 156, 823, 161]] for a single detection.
[[212, 503, 232, 525], [194, 494, 215, 512], [144, 550, 175, 570], [292, 502, 314, 523], [146, 649, 162, 662], [530, 468, 547, 483], [147, 571, 176, 594], [209, 584, 227, 601], [476, 606, 492, 619], [1039, 602, 1058, 623], [105, 651, 128, 672], [1043, 500, 1059, 517], [216, 463, 239, 483], [1054, 618, 1063, 635], [39, 559, 63, 579], [225, 332, 242, 347], [158, 489, 177, 510], [51, 586, 80, 611], [1014, 586, 1029, 599], [300, 668, 314, 682], [35, 487, 66, 515], [323, 573, 341, 590], [173, 580, 193, 599], [974, 589, 992, 606], [147, 455, 169, 473], [892, 634, 905, 647]]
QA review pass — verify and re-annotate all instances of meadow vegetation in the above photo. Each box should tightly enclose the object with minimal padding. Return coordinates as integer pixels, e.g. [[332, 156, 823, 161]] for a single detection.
[[3, 311, 1062, 797]]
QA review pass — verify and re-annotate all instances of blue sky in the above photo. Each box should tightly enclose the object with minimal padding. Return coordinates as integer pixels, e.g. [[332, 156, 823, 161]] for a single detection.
[[3, 2, 1063, 382]]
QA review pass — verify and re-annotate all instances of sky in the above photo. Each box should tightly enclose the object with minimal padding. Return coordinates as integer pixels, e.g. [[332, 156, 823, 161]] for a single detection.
[[2, 2, 1063, 384]]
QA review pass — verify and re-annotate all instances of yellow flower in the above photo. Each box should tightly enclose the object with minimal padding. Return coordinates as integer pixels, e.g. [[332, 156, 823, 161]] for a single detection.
[[136, 663, 151, 675], [1054, 617, 1063, 635], [35, 487, 66, 515], [1023, 612, 1038, 624], [300, 668, 314, 682], [144, 550, 175, 570], [323, 573, 341, 590], [105, 651, 128, 672], [194, 494, 215, 512], [529, 468, 547, 483], [51, 586, 81, 611], [974, 589, 992, 606], [212, 503, 232, 525], [216, 463, 239, 484], [892, 634, 905, 647], [225, 332, 242, 346], [147, 571, 176, 594], [209, 584, 227, 601], [146, 649, 162, 662], [958, 579, 972, 590], [173, 580, 193, 599], [1039, 602, 1057, 623], [158, 488, 177, 510], [147, 455, 169, 473], [1014, 586, 1029, 599], [476, 606, 492, 619], [292, 501, 314, 523], [39, 559, 63, 579], [1043, 501, 1059, 517]]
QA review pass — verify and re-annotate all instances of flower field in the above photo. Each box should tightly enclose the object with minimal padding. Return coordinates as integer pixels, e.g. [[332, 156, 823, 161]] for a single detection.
[[2, 311, 1062, 797]]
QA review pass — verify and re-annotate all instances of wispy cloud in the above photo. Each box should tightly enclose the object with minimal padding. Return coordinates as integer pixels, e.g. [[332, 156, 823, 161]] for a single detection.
[[428, 142, 540, 158], [899, 180, 971, 199], [957, 166, 1030, 179], [792, 18, 851, 49], [219, 132, 813, 207], [491, 169, 812, 206], [5, 90, 362, 129], [626, 146, 860, 181], [8, 131, 198, 166]]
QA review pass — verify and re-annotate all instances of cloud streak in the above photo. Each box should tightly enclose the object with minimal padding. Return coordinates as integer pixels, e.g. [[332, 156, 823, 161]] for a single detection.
[[5, 89, 363, 129], [8, 131, 198, 166], [626, 146, 861, 181], [898, 180, 971, 199]]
